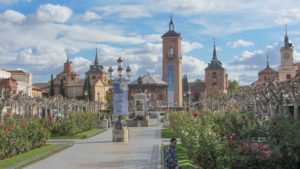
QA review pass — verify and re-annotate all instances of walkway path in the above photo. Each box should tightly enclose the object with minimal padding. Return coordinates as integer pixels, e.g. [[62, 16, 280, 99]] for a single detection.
[[26, 126, 162, 169]]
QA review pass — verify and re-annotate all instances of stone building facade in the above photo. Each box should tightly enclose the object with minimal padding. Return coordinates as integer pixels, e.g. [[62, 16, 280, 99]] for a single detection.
[[54, 59, 80, 85], [0, 70, 32, 96], [205, 42, 228, 98], [128, 73, 168, 110], [278, 31, 297, 81], [162, 17, 183, 107]]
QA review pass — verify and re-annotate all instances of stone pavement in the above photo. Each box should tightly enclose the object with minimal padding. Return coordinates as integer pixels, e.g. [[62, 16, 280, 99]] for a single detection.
[[25, 126, 162, 169]]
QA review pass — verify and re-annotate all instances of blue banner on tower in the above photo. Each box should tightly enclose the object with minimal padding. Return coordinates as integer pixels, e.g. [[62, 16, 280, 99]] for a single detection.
[[113, 82, 128, 115], [168, 64, 174, 107]]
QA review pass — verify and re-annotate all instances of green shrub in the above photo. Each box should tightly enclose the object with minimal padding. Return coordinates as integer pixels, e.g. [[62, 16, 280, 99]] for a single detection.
[[169, 111, 300, 169], [0, 117, 49, 160], [42, 112, 99, 136]]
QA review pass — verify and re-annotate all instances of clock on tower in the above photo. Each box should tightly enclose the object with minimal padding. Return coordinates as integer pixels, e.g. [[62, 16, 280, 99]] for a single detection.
[[278, 26, 297, 81]]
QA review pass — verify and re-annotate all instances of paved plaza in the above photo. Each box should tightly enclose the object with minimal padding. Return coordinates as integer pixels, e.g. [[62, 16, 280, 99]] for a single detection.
[[25, 126, 162, 169]]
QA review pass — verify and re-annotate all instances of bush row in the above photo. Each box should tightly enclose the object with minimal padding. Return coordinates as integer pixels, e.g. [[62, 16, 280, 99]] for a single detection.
[[0, 117, 49, 160], [169, 110, 300, 169], [42, 112, 99, 136]]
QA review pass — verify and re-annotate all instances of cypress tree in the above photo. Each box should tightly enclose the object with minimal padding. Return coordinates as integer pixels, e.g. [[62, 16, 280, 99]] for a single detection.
[[60, 78, 65, 97], [86, 76, 92, 101], [50, 74, 55, 97]]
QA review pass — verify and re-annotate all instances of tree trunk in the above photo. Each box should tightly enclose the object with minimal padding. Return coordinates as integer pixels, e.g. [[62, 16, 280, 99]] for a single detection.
[[294, 102, 299, 120], [267, 101, 273, 118]]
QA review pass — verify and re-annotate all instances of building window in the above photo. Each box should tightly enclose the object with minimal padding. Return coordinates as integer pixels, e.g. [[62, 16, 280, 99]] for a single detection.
[[63, 77, 66, 80], [286, 74, 291, 79], [213, 82, 217, 86], [168, 47, 174, 57], [212, 72, 217, 78], [92, 76, 96, 79], [71, 77, 74, 80]]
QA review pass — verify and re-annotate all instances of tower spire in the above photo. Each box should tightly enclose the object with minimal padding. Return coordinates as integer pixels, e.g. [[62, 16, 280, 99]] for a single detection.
[[212, 37, 217, 60], [94, 48, 99, 65], [266, 54, 269, 68], [284, 24, 289, 48], [169, 16, 174, 31]]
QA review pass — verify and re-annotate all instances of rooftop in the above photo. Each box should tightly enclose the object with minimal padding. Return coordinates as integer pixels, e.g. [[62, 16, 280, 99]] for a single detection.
[[129, 73, 168, 86]]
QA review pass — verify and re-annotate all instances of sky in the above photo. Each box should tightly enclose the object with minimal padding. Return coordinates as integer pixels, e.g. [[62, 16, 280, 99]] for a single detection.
[[0, 0, 300, 85]]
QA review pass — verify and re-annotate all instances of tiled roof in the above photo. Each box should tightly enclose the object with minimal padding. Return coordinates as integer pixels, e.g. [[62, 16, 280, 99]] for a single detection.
[[86, 65, 104, 74], [258, 66, 277, 75], [129, 73, 168, 86], [161, 30, 181, 38]]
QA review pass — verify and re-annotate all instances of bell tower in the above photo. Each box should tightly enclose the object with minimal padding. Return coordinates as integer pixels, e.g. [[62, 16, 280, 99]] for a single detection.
[[162, 17, 183, 107], [278, 25, 297, 81]]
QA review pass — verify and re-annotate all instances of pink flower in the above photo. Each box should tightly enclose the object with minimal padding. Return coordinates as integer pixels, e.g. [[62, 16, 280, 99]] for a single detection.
[[0, 120, 4, 124], [10, 126, 14, 130], [9, 138, 14, 143], [193, 113, 198, 117], [262, 144, 270, 151], [231, 135, 236, 140], [3, 126, 7, 130]]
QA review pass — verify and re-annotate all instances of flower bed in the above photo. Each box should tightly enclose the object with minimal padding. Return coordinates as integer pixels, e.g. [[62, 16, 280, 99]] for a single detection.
[[169, 111, 300, 169], [0, 118, 49, 160], [42, 112, 99, 136]]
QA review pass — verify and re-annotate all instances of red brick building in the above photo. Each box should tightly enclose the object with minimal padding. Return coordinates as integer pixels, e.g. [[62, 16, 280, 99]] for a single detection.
[[0, 78, 18, 94], [205, 41, 228, 98]]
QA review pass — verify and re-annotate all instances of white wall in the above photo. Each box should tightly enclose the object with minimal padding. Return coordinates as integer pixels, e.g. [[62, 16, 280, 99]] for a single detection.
[[0, 70, 11, 78]]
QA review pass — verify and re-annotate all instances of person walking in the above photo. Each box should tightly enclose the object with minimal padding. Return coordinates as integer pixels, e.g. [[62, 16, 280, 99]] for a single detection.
[[165, 138, 180, 169]]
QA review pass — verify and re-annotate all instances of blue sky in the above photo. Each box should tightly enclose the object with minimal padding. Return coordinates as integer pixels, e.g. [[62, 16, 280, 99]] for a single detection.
[[0, 0, 300, 85]]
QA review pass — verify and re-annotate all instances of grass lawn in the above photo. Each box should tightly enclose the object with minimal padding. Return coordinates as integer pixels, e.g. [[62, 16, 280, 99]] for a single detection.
[[163, 144, 197, 169], [50, 128, 103, 139], [161, 128, 177, 138], [0, 144, 61, 169]]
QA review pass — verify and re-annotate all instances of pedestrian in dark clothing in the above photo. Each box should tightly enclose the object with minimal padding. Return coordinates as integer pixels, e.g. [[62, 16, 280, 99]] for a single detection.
[[165, 138, 180, 169]]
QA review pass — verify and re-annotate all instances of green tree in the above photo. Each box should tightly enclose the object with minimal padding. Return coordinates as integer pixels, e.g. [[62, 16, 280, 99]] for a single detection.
[[60, 78, 65, 97], [50, 74, 55, 97], [83, 76, 92, 101], [228, 80, 240, 91], [182, 74, 189, 95], [87, 76, 92, 101]]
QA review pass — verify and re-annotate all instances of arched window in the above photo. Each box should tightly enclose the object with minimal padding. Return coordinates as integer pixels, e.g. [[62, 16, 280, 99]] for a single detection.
[[212, 72, 217, 78], [168, 47, 174, 57], [213, 82, 217, 86]]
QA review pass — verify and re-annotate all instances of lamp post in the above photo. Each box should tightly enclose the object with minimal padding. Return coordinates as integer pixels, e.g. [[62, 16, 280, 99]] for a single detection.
[[108, 57, 131, 142]]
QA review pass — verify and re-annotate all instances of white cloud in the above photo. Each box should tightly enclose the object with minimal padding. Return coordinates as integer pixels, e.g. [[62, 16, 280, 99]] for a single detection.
[[71, 57, 91, 74], [0, 10, 25, 22], [143, 34, 161, 43], [231, 43, 281, 69], [36, 4, 73, 23], [183, 55, 206, 80], [95, 5, 151, 19], [227, 39, 254, 48], [182, 41, 203, 53], [276, 8, 300, 25], [74, 11, 101, 22]]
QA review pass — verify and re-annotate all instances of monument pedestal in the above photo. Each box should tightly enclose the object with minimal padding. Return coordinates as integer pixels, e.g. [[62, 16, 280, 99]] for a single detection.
[[99, 119, 108, 128], [112, 116, 130, 142]]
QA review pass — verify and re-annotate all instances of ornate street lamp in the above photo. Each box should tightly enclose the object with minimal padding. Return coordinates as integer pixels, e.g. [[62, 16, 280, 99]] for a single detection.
[[109, 57, 131, 142]]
